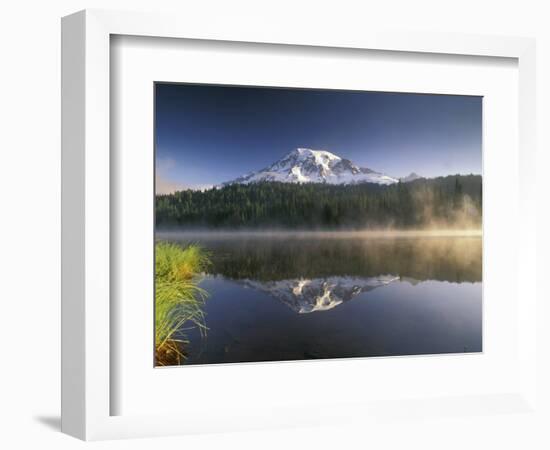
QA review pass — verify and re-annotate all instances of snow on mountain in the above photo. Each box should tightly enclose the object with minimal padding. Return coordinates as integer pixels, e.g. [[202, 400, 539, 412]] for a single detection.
[[241, 274, 400, 314], [400, 172, 422, 183], [223, 148, 399, 186]]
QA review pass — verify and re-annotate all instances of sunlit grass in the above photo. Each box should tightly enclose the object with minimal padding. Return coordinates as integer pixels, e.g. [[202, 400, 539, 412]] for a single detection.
[[155, 241, 211, 366]]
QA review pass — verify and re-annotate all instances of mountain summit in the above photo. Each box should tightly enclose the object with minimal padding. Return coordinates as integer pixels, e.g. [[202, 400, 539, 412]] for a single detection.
[[224, 148, 399, 186], [400, 172, 422, 183]]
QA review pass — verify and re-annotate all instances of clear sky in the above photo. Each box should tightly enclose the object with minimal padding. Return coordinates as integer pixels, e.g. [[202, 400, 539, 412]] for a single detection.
[[155, 83, 482, 192]]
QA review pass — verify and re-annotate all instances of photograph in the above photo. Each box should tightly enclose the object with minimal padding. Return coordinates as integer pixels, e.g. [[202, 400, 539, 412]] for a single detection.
[[154, 83, 483, 367]]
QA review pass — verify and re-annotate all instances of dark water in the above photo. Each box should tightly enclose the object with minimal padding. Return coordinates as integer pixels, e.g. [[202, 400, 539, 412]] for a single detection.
[[160, 232, 482, 365]]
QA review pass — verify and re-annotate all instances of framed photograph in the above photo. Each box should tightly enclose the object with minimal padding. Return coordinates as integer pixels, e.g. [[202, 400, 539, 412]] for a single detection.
[[62, 9, 538, 440], [153, 83, 484, 367]]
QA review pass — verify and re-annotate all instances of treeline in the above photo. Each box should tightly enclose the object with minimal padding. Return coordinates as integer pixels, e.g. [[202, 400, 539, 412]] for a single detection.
[[155, 175, 482, 229]]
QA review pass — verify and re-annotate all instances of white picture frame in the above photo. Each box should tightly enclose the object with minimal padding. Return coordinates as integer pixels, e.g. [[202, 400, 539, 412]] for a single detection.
[[61, 9, 537, 441]]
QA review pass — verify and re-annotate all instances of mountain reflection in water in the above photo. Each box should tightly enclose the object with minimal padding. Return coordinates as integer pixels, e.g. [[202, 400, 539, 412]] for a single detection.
[[241, 275, 400, 314], [157, 232, 483, 364]]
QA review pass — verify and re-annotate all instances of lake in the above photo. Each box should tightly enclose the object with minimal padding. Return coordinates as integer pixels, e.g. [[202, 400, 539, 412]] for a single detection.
[[157, 231, 482, 365]]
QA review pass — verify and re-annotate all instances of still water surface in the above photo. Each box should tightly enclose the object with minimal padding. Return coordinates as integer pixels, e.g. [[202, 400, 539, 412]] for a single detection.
[[159, 232, 482, 365]]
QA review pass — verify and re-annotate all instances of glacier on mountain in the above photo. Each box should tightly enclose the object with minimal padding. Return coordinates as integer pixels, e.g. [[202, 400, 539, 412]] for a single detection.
[[223, 148, 399, 186]]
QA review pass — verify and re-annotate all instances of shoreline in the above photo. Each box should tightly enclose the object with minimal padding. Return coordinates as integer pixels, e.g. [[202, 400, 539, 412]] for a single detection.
[[156, 229, 483, 240]]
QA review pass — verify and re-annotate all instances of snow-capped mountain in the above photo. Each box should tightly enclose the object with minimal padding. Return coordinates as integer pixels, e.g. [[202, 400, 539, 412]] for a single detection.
[[223, 148, 399, 186], [241, 275, 400, 314]]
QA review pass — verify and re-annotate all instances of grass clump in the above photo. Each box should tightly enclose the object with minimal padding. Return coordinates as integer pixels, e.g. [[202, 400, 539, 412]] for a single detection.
[[155, 241, 211, 366]]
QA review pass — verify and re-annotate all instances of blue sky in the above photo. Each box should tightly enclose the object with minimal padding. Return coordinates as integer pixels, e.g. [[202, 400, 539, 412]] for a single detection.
[[155, 83, 482, 192]]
